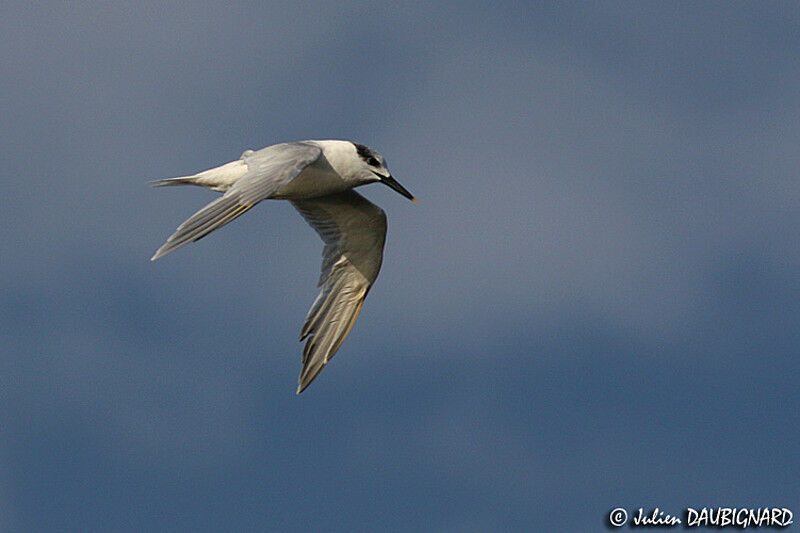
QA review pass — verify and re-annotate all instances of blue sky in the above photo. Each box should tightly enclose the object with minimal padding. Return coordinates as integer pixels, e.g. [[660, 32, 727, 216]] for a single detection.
[[2, 2, 799, 530]]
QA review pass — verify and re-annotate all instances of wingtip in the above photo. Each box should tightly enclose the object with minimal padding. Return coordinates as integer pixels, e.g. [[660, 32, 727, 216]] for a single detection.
[[296, 367, 320, 394], [150, 246, 168, 261]]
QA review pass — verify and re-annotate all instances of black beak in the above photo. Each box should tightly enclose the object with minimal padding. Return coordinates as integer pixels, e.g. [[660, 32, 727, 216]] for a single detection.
[[374, 172, 417, 202]]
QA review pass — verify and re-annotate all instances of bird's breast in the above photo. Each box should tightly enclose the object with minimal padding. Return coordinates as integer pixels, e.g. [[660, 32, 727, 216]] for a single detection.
[[273, 163, 352, 200]]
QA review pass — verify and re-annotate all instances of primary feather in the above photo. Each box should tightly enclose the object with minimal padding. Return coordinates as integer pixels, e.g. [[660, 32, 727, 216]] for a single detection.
[[291, 191, 387, 393]]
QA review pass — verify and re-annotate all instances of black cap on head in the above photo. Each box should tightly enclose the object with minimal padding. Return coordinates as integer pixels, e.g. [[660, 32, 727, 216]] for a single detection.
[[352, 142, 382, 166], [353, 143, 373, 160]]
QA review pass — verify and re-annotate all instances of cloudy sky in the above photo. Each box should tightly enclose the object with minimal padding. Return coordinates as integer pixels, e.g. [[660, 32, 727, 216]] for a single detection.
[[2, 2, 799, 530]]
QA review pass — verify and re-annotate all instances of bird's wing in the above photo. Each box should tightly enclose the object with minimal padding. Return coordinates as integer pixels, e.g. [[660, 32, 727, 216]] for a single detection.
[[291, 190, 388, 393], [151, 142, 322, 260]]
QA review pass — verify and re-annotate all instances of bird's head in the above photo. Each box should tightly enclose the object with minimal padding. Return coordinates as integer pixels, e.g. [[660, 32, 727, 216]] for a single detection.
[[352, 142, 416, 202]]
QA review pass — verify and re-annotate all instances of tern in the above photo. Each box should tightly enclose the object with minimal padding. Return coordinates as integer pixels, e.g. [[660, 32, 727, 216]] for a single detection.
[[150, 140, 415, 393]]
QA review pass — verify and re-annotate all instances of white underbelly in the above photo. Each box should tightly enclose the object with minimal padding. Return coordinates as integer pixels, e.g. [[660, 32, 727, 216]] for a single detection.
[[273, 165, 351, 199]]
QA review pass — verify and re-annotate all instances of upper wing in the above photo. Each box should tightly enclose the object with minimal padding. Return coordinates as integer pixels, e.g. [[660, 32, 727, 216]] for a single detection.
[[291, 190, 388, 393], [151, 142, 322, 260]]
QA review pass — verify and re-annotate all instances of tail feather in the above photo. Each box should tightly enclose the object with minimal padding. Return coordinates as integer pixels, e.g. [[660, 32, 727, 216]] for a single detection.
[[149, 159, 247, 191], [149, 176, 198, 187], [151, 193, 254, 260]]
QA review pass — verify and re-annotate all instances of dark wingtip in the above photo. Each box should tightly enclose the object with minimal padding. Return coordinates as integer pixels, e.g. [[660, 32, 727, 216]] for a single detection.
[[296, 378, 312, 395]]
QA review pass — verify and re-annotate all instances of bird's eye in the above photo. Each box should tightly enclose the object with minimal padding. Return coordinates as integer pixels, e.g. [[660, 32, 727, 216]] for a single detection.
[[367, 157, 379, 166]]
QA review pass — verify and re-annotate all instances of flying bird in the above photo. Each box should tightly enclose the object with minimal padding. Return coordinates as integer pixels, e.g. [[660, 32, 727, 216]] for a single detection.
[[150, 140, 415, 393]]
